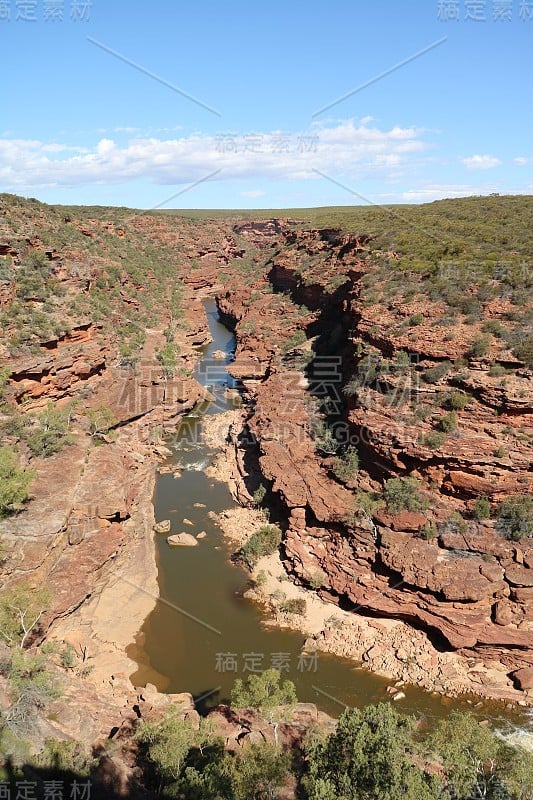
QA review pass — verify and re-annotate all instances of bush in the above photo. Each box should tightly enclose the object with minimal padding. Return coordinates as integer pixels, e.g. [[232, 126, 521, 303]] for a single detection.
[[279, 597, 306, 615], [420, 522, 437, 540], [447, 389, 470, 410], [282, 329, 307, 353], [36, 738, 95, 774], [468, 334, 491, 358], [86, 404, 116, 438], [0, 584, 52, 649], [512, 334, 533, 368], [422, 361, 452, 384], [497, 495, 532, 541], [351, 490, 383, 519], [488, 364, 510, 377], [306, 704, 440, 800], [230, 742, 291, 800], [422, 432, 446, 450], [438, 411, 457, 432], [472, 495, 491, 521], [25, 403, 73, 458], [156, 342, 179, 378], [238, 524, 282, 569], [135, 707, 199, 784], [384, 477, 428, 513], [445, 511, 468, 534], [408, 313, 424, 326], [231, 668, 297, 712], [308, 569, 326, 589], [252, 483, 266, 507], [430, 711, 533, 800], [0, 446, 33, 517], [332, 445, 359, 483]]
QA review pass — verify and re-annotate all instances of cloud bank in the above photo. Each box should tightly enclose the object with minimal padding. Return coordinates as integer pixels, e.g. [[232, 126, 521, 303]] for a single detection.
[[0, 120, 427, 190]]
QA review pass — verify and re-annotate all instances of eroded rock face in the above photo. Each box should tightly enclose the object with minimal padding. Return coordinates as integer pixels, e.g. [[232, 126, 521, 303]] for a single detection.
[[215, 223, 532, 700]]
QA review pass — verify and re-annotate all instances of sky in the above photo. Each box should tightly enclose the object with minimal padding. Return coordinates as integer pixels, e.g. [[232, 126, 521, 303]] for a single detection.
[[0, 0, 532, 209]]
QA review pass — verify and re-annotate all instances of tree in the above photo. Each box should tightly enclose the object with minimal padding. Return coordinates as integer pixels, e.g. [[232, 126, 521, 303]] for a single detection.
[[231, 742, 291, 800], [430, 711, 533, 800], [306, 703, 441, 800], [135, 707, 198, 787], [0, 446, 33, 517], [25, 403, 73, 457], [85, 404, 116, 439], [231, 669, 297, 747], [0, 584, 51, 649]]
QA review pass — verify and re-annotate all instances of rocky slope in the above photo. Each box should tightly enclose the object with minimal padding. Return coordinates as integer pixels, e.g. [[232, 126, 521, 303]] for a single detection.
[[216, 221, 532, 702]]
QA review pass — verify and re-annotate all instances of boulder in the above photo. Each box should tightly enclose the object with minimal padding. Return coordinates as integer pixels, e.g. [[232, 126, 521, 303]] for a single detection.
[[154, 519, 171, 534], [167, 533, 199, 547], [511, 668, 533, 691]]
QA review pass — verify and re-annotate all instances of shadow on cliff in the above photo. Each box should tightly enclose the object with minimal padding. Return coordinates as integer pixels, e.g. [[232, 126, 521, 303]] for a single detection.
[[2, 755, 153, 799]]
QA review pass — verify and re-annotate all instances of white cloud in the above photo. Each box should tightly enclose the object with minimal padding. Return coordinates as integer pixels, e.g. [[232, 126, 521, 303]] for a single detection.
[[0, 120, 429, 190], [240, 189, 266, 198], [513, 156, 532, 166], [461, 154, 501, 170], [398, 184, 501, 202]]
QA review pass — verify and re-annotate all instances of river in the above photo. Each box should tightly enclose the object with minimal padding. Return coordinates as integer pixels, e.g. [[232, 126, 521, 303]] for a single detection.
[[129, 301, 531, 737]]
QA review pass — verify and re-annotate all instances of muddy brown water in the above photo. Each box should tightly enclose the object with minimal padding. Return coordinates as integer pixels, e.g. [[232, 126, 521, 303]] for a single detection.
[[129, 302, 531, 736]]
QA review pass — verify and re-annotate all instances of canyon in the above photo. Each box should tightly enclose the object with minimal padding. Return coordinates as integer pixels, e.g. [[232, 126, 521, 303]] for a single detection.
[[0, 195, 531, 756]]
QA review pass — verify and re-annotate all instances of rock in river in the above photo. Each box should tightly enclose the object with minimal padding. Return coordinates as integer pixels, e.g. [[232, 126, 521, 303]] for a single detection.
[[154, 519, 171, 534], [167, 533, 199, 547]]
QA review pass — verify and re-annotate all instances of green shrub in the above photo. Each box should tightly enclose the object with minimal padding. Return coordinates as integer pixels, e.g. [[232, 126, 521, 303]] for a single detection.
[[350, 490, 383, 519], [468, 334, 491, 358], [513, 334, 533, 368], [308, 569, 326, 589], [422, 361, 452, 384], [408, 313, 424, 326], [231, 668, 297, 712], [252, 483, 266, 507], [86, 404, 116, 438], [279, 597, 306, 615], [488, 364, 509, 377], [430, 711, 533, 800], [384, 477, 428, 513], [420, 522, 437, 540], [438, 411, 457, 433], [36, 738, 95, 774], [497, 495, 532, 541], [238, 524, 282, 569], [157, 342, 179, 378], [135, 707, 199, 784], [447, 390, 470, 410], [0, 584, 52, 649], [446, 511, 468, 534], [332, 445, 359, 482], [0, 446, 34, 517], [422, 431, 446, 450], [472, 495, 491, 520], [306, 704, 441, 800], [282, 329, 307, 353], [25, 403, 74, 458], [482, 319, 505, 338]]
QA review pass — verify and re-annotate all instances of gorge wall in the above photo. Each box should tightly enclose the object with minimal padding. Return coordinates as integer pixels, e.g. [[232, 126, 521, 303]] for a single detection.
[[216, 221, 532, 701]]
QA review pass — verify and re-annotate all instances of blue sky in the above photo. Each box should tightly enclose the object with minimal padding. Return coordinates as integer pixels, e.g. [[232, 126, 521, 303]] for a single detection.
[[1, 0, 531, 208]]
